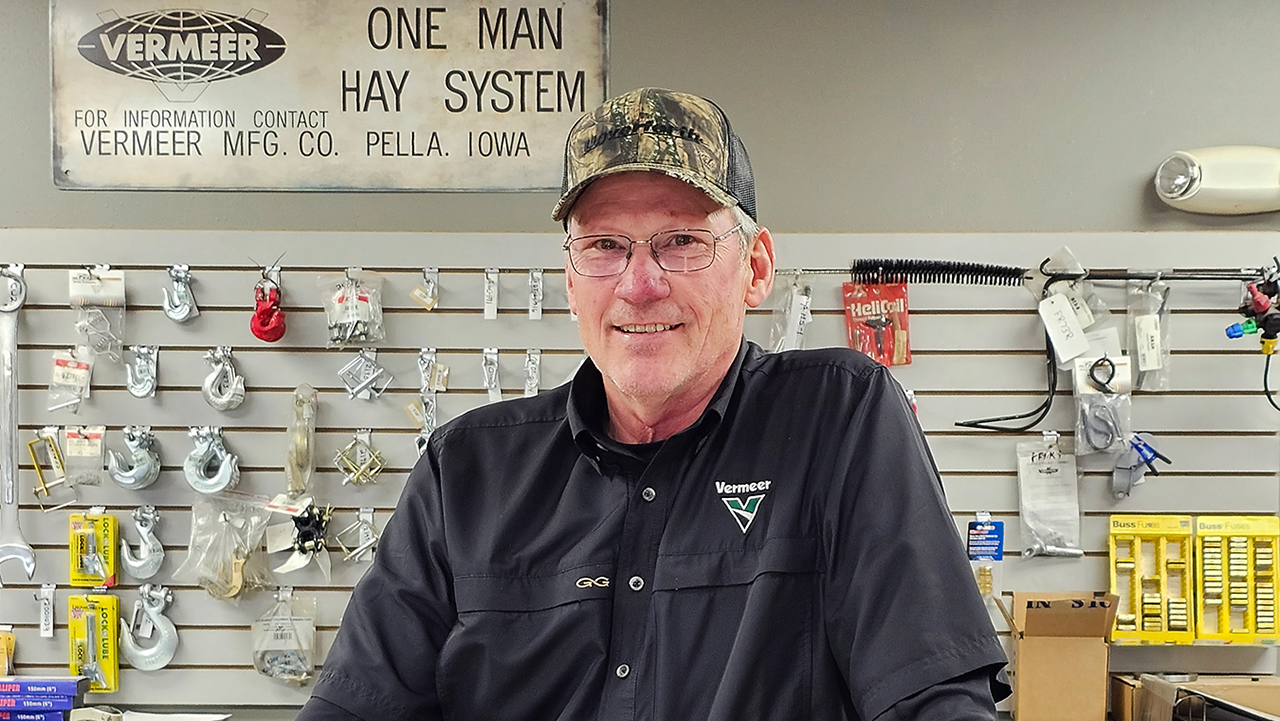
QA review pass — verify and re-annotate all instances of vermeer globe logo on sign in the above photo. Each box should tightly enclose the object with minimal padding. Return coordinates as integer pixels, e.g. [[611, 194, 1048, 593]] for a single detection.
[[77, 8, 286, 102]]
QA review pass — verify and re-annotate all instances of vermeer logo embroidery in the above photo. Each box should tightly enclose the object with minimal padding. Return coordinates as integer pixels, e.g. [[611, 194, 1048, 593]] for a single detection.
[[715, 480, 771, 534]]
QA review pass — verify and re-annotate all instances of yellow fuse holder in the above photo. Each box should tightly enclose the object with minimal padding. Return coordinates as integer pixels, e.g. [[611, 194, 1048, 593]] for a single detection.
[[1109, 514, 1195, 644], [1195, 515, 1280, 644], [69, 593, 118, 693], [69, 509, 117, 588]]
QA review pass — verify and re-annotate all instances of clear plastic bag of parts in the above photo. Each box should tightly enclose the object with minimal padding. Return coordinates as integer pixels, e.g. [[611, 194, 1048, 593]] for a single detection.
[[319, 269, 385, 349], [253, 587, 316, 685], [62, 425, 105, 487], [173, 496, 274, 602], [768, 270, 811, 352], [47, 347, 94, 413], [69, 266, 126, 364], [1074, 392, 1132, 456], [1127, 276, 1172, 391], [1016, 436, 1083, 558], [285, 384, 319, 498]]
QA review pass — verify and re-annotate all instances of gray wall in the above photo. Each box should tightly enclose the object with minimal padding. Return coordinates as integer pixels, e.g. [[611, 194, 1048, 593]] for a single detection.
[[8, 1, 1280, 232]]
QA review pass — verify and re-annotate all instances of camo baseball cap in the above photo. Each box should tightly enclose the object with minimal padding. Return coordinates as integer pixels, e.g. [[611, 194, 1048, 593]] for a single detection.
[[552, 87, 756, 222]]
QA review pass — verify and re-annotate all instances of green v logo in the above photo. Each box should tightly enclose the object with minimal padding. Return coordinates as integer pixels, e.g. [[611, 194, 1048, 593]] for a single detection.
[[721, 494, 766, 534]]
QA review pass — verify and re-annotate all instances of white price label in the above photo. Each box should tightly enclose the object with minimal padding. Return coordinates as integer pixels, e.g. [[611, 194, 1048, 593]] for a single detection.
[[1038, 293, 1090, 363], [63, 427, 104, 457], [51, 354, 91, 388], [1134, 314, 1163, 371], [484, 268, 499, 320]]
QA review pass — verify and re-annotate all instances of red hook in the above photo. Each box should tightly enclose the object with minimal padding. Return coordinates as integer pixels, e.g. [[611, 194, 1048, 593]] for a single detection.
[[251, 280, 286, 342]]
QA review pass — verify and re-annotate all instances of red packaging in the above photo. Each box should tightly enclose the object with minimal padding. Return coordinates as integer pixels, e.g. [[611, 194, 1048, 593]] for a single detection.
[[842, 282, 911, 366]]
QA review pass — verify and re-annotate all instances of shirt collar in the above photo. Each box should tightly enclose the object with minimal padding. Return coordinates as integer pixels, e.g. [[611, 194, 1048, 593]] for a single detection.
[[566, 338, 752, 460]]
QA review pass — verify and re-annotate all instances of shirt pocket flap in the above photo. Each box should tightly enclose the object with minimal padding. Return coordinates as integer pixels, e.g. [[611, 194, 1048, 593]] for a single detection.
[[654, 536, 818, 591], [454, 563, 615, 613]]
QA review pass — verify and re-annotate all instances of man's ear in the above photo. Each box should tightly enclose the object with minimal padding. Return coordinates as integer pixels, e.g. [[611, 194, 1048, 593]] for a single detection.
[[565, 255, 579, 315], [744, 226, 775, 308]]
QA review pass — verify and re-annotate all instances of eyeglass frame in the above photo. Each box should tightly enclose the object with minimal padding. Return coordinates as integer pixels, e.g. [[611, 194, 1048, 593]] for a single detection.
[[562, 224, 744, 278]]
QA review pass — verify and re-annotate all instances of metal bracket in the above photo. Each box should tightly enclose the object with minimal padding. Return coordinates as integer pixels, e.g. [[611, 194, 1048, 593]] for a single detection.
[[28, 427, 76, 512], [335, 429, 384, 486], [338, 348, 392, 400]]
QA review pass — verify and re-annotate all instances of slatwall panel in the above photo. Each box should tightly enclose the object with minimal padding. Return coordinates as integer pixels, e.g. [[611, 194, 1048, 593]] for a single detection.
[[0, 229, 1275, 717]]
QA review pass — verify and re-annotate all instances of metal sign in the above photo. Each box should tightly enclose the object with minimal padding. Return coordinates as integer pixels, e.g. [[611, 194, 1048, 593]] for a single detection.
[[50, 1, 607, 190]]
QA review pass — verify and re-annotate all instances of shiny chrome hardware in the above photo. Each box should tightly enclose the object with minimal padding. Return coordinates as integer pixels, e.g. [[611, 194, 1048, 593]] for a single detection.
[[161, 264, 199, 323], [119, 505, 164, 580], [201, 346, 245, 411], [0, 265, 35, 582], [119, 583, 179, 671], [124, 345, 159, 398], [183, 426, 240, 494], [107, 425, 161, 490]]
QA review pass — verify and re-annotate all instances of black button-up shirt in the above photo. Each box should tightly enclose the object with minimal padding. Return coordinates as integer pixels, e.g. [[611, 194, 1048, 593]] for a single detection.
[[301, 341, 1008, 720]]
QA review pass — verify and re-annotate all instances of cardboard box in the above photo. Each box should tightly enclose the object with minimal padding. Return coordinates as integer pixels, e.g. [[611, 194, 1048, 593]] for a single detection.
[[1136, 674, 1280, 720], [1111, 675, 1141, 721], [1001, 591, 1119, 721]]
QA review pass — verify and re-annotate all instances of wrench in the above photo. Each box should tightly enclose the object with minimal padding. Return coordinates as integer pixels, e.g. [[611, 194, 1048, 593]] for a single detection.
[[0, 265, 36, 583]]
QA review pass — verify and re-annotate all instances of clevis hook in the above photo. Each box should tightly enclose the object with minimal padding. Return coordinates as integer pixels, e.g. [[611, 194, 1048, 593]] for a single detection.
[[119, 505, 164, 579], [250, 262, 286, 343], [201, 346, 245, 411], [107, 425, 161, 490], [119, 583, 179, 671], [124, 345, 159, 398], [161, 264, 199, 323], [183, 426, 240, 495]]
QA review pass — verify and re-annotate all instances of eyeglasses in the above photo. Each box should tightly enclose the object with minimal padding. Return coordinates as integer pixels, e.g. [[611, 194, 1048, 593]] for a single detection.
[[563, 224, 743, 278]]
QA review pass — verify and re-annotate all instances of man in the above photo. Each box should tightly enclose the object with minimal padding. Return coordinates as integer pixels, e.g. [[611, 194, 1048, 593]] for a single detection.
[[299, 87, 1010, 720]]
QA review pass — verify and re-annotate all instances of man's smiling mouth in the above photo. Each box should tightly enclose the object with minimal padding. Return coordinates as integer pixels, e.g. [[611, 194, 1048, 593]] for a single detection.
[[617, 323, 680, 333]]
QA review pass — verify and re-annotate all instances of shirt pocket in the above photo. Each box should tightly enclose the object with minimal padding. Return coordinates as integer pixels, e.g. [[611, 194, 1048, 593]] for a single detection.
[[650, 536, 821, 721], [437, 564, 614, 721]]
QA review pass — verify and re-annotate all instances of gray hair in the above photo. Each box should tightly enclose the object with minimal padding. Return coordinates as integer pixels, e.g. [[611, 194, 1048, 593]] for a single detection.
[[731, 205, 760, 259]]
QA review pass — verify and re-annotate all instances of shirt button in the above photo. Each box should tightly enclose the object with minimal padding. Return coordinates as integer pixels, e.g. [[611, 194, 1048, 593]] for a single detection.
[[616, 664, 630, 679], [628, 576, 644, 592], [641, 487, 656, 502]]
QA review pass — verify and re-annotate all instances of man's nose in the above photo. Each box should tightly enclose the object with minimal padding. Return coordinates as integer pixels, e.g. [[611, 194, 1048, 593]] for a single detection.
[[614, 242, 669, 301]]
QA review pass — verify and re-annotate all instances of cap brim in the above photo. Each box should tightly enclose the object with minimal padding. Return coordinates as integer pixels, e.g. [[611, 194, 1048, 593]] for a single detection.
[[551, 163, 740, 222]]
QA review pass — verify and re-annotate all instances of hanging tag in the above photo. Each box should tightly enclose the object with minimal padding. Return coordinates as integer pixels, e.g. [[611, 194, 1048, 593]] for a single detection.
[[51, 350, 92, 391], [410, 267, 440, 310], [37, 584, 56, 638], [355, 429, 373, 468], [784, 284, 812, 350], [482, 348, 501, 402], [967, 517, 1005, 562], [64, 426, 105, 460], [1134, 314, 1163, 371], [1038, 293, 1090, 363], [1052, 284, 1095, 329], [129, 598, 155, 639], [68, 266, 125, 308], [358, 508, 376, 561], [524, 349, 541, 397], [265, 522, 296, 554], [484, 268, 499, 320], [528, 269, 544, 320], [418, 348, 449, 392], [404, 399, 427, 428]]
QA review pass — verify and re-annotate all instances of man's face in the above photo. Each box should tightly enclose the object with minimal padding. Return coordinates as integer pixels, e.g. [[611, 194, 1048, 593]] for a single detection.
[[566, 172, 774, 410]]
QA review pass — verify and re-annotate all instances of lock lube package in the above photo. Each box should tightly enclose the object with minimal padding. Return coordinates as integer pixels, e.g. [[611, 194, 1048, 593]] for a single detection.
[[69, 509, 117, 587], [68, 593, 119, 693]]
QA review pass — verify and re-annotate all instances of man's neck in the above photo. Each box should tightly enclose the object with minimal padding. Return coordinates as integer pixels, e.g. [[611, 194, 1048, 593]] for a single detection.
[[602, 383, 719, 444]]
